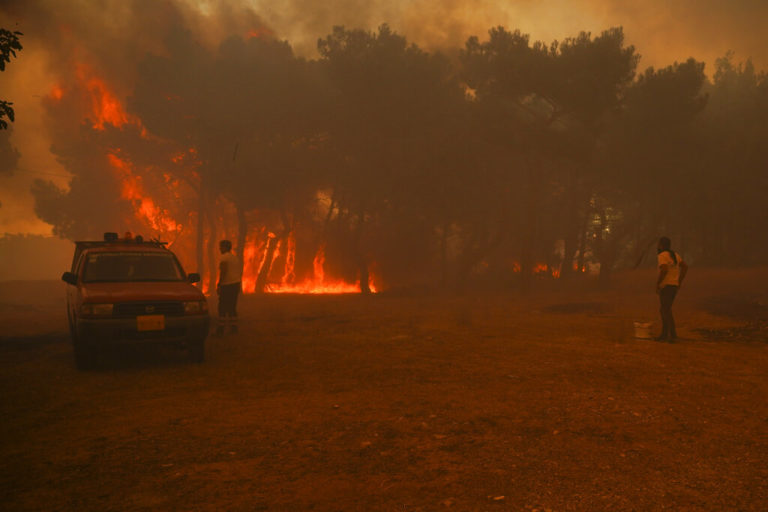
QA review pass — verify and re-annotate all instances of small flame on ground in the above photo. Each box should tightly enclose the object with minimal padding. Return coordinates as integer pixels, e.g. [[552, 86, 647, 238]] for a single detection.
[[511, 261, 561, 278], [267, 244, 377, 294], [50, 85, 64, 101], [239, 238, 376, 295]]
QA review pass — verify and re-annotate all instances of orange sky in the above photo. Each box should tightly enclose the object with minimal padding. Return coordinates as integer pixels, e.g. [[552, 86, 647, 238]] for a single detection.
[[1, 0, 766, 236], [249, 0, 768, 69]]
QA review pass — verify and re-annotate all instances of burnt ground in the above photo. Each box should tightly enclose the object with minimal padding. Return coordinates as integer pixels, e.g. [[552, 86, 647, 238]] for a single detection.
[[0, 269, 767, 511]]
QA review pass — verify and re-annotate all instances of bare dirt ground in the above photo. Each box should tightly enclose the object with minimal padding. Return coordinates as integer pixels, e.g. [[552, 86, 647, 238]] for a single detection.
[[1, 269, 767, 511]]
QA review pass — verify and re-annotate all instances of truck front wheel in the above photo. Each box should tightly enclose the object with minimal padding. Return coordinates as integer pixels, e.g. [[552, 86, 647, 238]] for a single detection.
[[189, 338, 205, 363], [73, 338, 97, 370]]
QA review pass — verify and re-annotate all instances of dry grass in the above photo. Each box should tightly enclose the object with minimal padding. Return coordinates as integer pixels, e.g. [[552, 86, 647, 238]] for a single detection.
[[0, 269, 766, 511]]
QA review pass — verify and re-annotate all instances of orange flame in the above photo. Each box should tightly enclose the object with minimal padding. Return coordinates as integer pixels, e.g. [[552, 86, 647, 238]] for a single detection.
[[238, 235, 376, 295], [246, 28, 274, 39], [266, 244, 377, 294], [281, 233, 296, 286], [241, 237, 264, 294], [50, 85, 64, 101], [76, 66, 377, 295], [171, 147, 198, 164], [511, 261, 561, 278], [108, 152, 181, 233], [76, 63, 146, 136]]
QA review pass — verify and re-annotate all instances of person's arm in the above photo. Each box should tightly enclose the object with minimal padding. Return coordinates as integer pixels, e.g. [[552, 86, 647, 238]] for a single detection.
[[678, 260, 688, 288], [217, 260, 227, 294], [656, 264, 668, 293]]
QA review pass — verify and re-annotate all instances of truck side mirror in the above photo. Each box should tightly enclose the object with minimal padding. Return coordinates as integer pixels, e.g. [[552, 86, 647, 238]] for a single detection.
[[188, 273, 201, 283], [61, 272, 78, 286]]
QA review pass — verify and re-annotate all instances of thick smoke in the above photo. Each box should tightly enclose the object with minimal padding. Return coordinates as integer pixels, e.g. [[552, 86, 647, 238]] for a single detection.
[[9, 0, 765, 83], [1, 0, 277, 238], [2, 0, 271, 94], [585, 0, 768, 70], [1, 0, 767, 289], [249, 0, 768, 69]]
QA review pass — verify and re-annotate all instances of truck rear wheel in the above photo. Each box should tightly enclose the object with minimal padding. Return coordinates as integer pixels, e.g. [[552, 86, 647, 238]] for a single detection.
[[189, 338, 205, 363], [73, 339, 97, 371]]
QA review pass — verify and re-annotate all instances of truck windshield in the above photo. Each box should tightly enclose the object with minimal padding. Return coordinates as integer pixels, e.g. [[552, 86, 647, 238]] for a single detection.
[[82, 252, 185, 282]]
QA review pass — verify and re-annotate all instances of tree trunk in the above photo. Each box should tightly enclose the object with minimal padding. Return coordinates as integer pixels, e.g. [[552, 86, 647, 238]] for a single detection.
[[576, 201, 590, 273], [255, 235, 279, 293], [354, 210, 371, 295], [206, 199, 218, 293], [358, 253, 371, 294], [454, 227, 482, 294], [195, 179, 206, 290], [439, 220, 449, 290], [254, 215, 293, 293], [519, 162, 540, 293], [560, 229, 578, 280], [236, 205, 247, 270], [559, 182, 584, 281], [596, 209, 612, 286]]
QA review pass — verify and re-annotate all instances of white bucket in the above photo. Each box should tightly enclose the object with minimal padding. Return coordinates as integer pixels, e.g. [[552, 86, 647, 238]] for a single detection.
[[633, 321, 652, 339]]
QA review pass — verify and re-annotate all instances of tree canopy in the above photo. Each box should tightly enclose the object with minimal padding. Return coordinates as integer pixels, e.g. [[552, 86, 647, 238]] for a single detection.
[[30, 19, 768, 292], [0, 28, 23, 130]]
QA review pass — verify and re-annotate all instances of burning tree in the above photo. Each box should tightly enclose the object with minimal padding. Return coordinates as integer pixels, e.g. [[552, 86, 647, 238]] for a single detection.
[[19, 1, 768, 292], [317, 25, 465, 291], [28, 2, 377, 294]]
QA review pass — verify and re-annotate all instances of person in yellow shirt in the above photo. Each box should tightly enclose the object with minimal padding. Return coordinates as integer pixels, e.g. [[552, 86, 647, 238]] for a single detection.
[[655, 236, 688, 342]]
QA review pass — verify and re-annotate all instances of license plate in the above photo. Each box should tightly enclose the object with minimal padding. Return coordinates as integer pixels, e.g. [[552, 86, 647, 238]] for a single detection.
[[137, 315, 165, 331]]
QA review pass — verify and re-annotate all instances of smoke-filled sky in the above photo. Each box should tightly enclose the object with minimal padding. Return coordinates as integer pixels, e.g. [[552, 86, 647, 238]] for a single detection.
[[1, 0, 767, 236]]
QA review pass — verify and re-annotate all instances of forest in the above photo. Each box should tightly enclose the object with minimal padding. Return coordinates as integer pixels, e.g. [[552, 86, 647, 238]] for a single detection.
[[20, 20, 768, 293]]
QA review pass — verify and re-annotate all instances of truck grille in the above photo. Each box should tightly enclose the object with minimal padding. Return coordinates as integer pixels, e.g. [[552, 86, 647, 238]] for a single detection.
[[115, 327, 187, 340], [113, 301, 184, 317]]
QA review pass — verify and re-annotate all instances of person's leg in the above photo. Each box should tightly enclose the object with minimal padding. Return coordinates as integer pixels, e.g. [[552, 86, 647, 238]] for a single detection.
[[658, 286, 677, 340], [229, 284, 240, 334], [658, 293, 669, 340], [216, 289, 226, 336], [666, 286, 678, 339], [221, 285, 238, 334]]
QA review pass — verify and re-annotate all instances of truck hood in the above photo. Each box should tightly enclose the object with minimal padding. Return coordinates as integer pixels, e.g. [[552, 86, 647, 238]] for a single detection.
[[81, 281, 205, 303]]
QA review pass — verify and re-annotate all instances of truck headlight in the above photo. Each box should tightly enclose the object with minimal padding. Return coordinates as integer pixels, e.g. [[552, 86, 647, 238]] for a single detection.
[[183, 300, 208, 314], [80, 303, 114, 316]]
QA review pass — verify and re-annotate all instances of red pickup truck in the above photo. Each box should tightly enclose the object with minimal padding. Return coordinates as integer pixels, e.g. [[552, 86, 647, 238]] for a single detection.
[[62, 234, 210, 369]]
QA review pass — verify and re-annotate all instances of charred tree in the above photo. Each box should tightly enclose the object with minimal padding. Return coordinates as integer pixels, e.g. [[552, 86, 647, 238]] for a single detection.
[[558, 169, 585, 281], [255, 214, 292, 293], [519, 162, 542, 293], [353, 208, 371, 295], [206, 198, 218, 293], [576, 203, 590, 274], [195, 180, 206, 290], [254, 233, 279, 293], [236, 204, 247, 272], [357, 252, 371, 294]]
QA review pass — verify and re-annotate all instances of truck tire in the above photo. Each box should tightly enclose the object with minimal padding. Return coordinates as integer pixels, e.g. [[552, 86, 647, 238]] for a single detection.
[[73, 338, 97, 371], [189, 338, 205, 363], [67, 312, 77, 341]]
